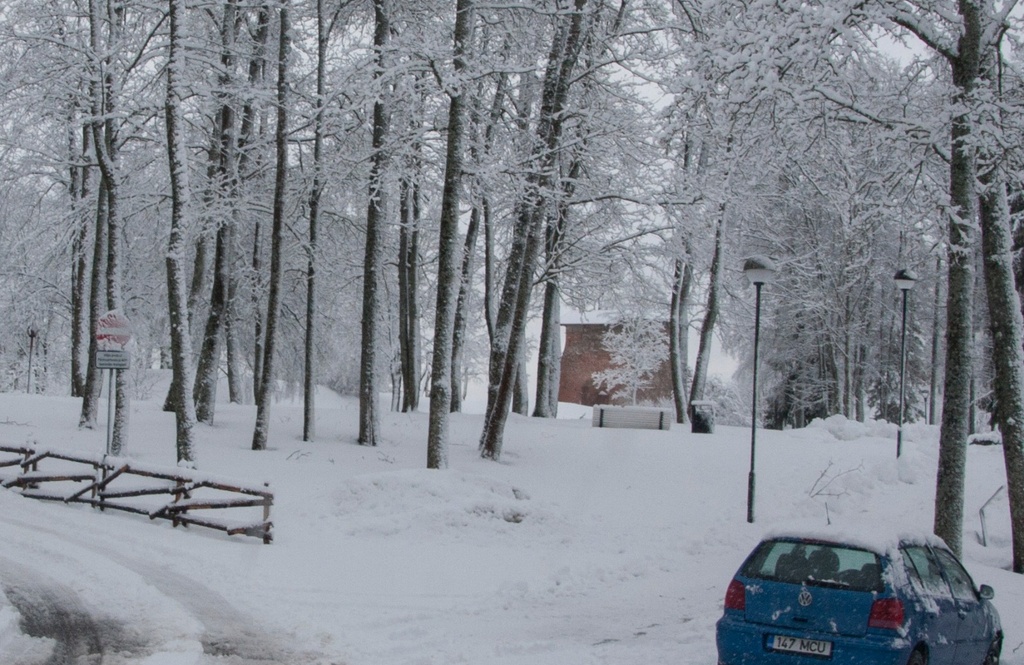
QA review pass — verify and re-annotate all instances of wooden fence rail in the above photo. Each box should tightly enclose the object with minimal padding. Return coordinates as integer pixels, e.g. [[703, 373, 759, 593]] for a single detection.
[[0, 444, 273, 543]]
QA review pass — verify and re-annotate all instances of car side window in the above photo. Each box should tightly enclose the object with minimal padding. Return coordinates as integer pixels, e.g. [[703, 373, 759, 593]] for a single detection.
[[902, 546, 952, 598], [932, 548, 978, 602]]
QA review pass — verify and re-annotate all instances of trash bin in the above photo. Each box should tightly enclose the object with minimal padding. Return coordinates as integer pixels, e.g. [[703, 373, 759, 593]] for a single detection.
[[691, 400, 715, 434]]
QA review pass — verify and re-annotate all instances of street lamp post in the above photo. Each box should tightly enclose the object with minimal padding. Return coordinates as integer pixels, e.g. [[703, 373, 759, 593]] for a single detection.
[[894, 269, 917, 459], [26, 327, 37, 394], [744, 256, 775, 523]]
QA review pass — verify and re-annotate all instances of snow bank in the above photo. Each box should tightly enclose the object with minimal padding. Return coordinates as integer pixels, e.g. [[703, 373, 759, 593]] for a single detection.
[[807, 414, 896, 441], [329, 469, 566, 542]]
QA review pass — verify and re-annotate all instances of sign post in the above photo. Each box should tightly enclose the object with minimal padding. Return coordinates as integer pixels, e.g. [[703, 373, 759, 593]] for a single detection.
[[96, 310, 132, 456]]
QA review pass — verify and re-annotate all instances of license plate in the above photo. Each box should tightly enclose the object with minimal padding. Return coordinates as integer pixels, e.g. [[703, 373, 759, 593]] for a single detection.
[[770, 634, 833, 657]]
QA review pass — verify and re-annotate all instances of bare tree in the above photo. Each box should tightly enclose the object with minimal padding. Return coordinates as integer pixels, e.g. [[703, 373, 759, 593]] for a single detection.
[[669, 253, 693, 424], [976, 43, 1024, 573], [689, 207, 724, 413], [594, 318, 669, 405], [79, 175, 107, 429], [80, 0, 129, 449], [302, 0, 334, 440], [69, 117, 93, 399], [427, 0, 475, 469], [242, 2, 272, 406], [358, 0, 393, 447], [398, 166, 422, 413], [164, 0, 198, 463], [451, 69, 509, 413], [480, 0, 592, 460], [194, 0, 242, 425], [884, 0, 986, 558], [252, 0, 290, 451]]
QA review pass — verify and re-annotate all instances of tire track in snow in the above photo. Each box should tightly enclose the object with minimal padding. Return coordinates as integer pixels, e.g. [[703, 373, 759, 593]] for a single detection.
[[121, 559, 296, 663], [0, 557, 145, 665], [0, 512, 340, 664]]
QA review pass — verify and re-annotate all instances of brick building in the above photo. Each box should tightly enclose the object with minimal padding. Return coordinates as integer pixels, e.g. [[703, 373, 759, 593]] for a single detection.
[[557, 321, 674, 406]]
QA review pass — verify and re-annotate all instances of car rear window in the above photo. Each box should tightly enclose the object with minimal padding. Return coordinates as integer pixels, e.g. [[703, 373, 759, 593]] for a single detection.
[[740, 539, 884, 592]]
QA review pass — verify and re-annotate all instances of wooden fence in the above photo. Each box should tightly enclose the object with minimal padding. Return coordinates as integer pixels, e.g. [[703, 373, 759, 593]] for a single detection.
[[0, 444, 273, 544]]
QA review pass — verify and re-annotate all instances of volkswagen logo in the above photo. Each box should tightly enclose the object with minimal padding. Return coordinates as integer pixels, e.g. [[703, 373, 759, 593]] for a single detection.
[[798, 589, 813, 607]]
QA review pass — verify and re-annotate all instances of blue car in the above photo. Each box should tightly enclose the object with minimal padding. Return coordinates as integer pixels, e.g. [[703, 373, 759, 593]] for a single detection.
[[716, 533, 1002, 665]]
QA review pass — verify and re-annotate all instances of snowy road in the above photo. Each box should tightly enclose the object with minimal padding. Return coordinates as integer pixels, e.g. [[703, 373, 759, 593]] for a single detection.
[[0, 503, 339, 665]]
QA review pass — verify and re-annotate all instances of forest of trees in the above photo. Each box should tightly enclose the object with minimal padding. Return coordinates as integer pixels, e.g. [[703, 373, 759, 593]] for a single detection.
[[1, 0, 1024, 570]]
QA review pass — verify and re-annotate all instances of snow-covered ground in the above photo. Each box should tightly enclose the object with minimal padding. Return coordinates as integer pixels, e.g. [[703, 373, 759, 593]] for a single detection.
[[0, 386, 1022, 664]]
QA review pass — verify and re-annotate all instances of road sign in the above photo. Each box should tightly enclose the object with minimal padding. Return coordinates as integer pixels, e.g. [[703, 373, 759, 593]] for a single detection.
[[97, 310, 132, 350], [96, 349, 130, 370]]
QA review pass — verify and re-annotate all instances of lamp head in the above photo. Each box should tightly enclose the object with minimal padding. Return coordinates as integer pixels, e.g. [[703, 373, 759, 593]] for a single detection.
[[894, 268, 918, 292], [743, 256, 776, 286]]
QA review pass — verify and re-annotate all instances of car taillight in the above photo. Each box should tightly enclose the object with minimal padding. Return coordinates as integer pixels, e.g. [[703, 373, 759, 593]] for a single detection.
[[868, 598, 904, 630], [724, 579, 746, 611]]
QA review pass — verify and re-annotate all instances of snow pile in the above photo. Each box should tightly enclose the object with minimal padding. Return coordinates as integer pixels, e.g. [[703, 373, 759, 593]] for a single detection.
[[969, 430, 1003, 446], [329, 469, 553, 540], [807, 414, 896, 440]]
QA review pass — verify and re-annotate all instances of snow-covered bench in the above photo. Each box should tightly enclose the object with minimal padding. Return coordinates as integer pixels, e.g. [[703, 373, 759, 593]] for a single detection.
[[591, 405, 672, 431]]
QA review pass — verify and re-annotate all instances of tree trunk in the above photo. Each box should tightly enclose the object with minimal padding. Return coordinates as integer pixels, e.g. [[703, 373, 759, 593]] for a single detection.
[[225, 294, 244, 403], [303, 0, 329, 441], [79, 177, 107, 429], [856, 342, 868, 422], [451, 74, 506, 413], [513, 356, 529, 416], [933, 3, 983, 557], [194, 224, 232, 423], [70, 122, 92, 399], [240, 2, 271, 405], [358, 0, 392, 447], [483, 194, 497, 344], [979, 165, 1024, 573], [689, 210, 724, 411], [165, 134, 219, 415], [252, 0, 290, 451], [929, 257, 943, 425], [195, 0, 240, 425], [102, 183, 129, 456], [450, 202, 479, 414], [533, 279, 560, 418], [670, 255, 693, 424], [533, 154, 580, 419], [841, 326, 852, 419], [80, 0, 115, 430], [427, 0, 474, 469], [977, 41, 1024, 572], [250, 213, 265, 404], [890, 0, 985, 555], [165, 0, 198, 464], [398, 175, 421, 413]]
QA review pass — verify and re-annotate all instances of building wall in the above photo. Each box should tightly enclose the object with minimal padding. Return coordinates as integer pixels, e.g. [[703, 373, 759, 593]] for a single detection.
[[557, 323, 674, 407]]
